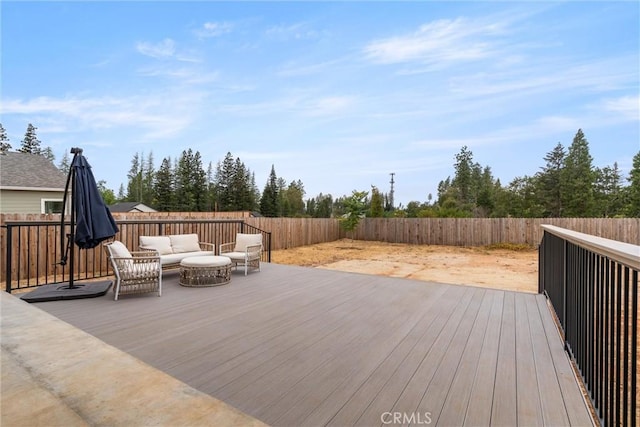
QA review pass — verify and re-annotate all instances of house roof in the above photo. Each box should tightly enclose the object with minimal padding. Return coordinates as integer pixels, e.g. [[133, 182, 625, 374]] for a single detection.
[[0, 151, 68, 191], [108, 202, 157, 213]]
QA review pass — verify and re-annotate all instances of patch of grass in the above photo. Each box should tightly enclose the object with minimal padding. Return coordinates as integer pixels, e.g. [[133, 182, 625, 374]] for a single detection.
[[482, 242, 536, 252]]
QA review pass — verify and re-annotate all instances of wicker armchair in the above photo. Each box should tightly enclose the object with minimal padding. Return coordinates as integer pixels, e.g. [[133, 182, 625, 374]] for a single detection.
[[104, 241, 162, 300], [219, 233, 263, 275]]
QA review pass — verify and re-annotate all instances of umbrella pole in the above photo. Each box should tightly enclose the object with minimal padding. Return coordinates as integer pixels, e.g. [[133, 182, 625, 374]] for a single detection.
[[67, 148, 77, 288], [62, 148, 82, 289]]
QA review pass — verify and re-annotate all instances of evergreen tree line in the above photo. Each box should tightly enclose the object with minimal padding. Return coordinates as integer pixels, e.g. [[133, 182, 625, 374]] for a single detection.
[[2, 124, 638, 218], [117, 149, 316, 217], [404, 129, 639, 218]]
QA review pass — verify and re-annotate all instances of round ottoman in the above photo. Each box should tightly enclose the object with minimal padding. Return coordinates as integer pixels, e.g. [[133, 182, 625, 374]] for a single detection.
[[179, 256, 232, 287]]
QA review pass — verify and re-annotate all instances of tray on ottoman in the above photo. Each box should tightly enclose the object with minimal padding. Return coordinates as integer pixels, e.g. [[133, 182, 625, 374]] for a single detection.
[[179, 256, 232, 287]]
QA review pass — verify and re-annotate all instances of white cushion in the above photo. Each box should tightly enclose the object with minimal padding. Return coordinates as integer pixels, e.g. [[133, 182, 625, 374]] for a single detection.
[[224, 251, 260, 261], [234, 233, 262, 252], [139, 236, 173, 255], [108, 241, 132, 259], [160, 251, 215, 266], [169, 234, 201, 254], [180, 256, 232, 268]]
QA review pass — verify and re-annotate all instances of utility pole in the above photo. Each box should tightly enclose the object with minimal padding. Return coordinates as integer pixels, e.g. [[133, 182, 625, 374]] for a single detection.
[[389, 172, 395, 209]]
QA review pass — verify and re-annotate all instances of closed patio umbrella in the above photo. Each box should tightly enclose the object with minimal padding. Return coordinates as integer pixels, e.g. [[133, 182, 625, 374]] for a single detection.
[[71, 150, 119, 250], [21, 147, 118, 302]]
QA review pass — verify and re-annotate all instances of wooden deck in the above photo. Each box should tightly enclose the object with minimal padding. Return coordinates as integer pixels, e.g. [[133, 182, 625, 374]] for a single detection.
[[35, 263, 593, 426]]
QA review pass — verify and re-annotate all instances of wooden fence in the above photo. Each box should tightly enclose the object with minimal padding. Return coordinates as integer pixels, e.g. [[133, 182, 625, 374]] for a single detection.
[[351, 217, 639, 246], [1, 214, 637, 254]]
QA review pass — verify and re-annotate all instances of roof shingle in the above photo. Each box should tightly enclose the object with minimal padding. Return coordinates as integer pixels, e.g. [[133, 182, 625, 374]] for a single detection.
[[0, 152, 68, 190]]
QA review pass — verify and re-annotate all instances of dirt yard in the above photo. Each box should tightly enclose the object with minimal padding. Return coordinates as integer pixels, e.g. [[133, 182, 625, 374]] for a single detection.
[[272, 239, 539, 293]]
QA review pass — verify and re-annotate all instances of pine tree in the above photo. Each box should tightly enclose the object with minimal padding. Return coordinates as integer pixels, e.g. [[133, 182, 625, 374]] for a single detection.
[[41, 146, 55, 162], [141, 152, 156, 207], [191, 151, 208, 211], [206, 162, 216, 211], [117, 184, 126, 201], [307, 193, 333, 218], [561, 129, 595, 217], [594, 163, 624, 217], [0, 123, 11, 153], [625, 151, 640, 217], [58, 151, 70, 175], [537, 143, 566, 217], [260, 165, 279, 217], [250, 172, 260, 212], [231, 158, 252, 211], [174, 149, 206, 211], [126, 152, 143, 202], [452, 146, 474, 207], [277, 177, 288, 216], [475, 166, 495, 217], [154, 157, 175, 211], [215, 152, 236, 211], [18, 124, 42, 154], [369, 186, 384, 217]]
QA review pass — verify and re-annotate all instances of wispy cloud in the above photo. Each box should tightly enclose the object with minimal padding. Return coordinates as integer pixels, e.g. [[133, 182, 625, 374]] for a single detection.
[[136, 38, 176, 59], [363, 17, 505, 67], [136, 38, 200, 62], [602, 95, 640, 121], [137, 65, 219, 85], [194, 21, 234, 39], [1, 94, 196, 140]]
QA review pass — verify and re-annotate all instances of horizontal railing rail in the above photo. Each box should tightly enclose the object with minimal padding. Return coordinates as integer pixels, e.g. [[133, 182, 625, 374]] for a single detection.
[[2, 219, 271, 293], [539, 224, 638, 427]]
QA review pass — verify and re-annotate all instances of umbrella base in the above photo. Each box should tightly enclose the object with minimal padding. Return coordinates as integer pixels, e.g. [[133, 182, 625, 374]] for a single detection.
[[20, 280, 112, 303]]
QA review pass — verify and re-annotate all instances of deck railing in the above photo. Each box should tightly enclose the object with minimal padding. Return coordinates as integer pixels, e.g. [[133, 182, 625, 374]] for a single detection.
[[539, 224, 639, 427], [2, 219, 271, 293]]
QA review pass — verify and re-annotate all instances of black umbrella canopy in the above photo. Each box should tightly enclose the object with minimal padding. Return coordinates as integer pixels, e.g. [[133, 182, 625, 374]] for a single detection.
[[71, 151, 119, 249]]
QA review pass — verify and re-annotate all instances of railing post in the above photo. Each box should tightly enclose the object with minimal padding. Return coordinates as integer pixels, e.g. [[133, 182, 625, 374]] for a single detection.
[[562, 238, 568, 348], [4, 225, 12, 293]]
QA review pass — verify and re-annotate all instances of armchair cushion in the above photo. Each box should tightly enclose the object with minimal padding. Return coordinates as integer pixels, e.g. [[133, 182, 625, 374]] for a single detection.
[[169, 234, 201, 254], [234, 233, 263, 252], [109, 240, 133, 259], [139, 236, 173, 255]]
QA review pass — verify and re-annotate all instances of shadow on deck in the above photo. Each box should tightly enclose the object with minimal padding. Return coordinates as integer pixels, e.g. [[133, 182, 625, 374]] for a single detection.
[[34, 263, 593, 426]]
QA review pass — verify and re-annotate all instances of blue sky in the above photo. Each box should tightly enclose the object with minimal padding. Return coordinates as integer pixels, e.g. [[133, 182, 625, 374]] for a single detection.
[[2, 1, 638, 207]]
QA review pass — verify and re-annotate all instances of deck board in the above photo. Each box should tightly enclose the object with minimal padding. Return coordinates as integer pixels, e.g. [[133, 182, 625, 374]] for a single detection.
[[35, 263, 593, 427], [491, 292, 518, 426], [436, 290, 494, 426]]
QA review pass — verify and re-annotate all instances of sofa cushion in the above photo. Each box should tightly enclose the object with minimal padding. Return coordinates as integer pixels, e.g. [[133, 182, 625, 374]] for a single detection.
[[169, 234, 201, 253], [160, 251, 215, 266], [234, 233, 262, 252], [139, 236, 173, 255]]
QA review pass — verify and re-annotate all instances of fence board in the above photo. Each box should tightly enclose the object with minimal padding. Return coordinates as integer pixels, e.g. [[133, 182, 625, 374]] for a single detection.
[[353, 218, 638, 246]]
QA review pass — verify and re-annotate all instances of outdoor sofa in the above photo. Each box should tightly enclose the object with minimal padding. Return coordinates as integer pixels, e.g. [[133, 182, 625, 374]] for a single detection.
[[139, 234, 215, 269]]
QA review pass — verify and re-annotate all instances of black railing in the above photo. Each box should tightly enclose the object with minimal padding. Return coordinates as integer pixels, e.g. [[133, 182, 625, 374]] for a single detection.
[[2, 219, 271, 293], [539, 225, 638, 427]]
